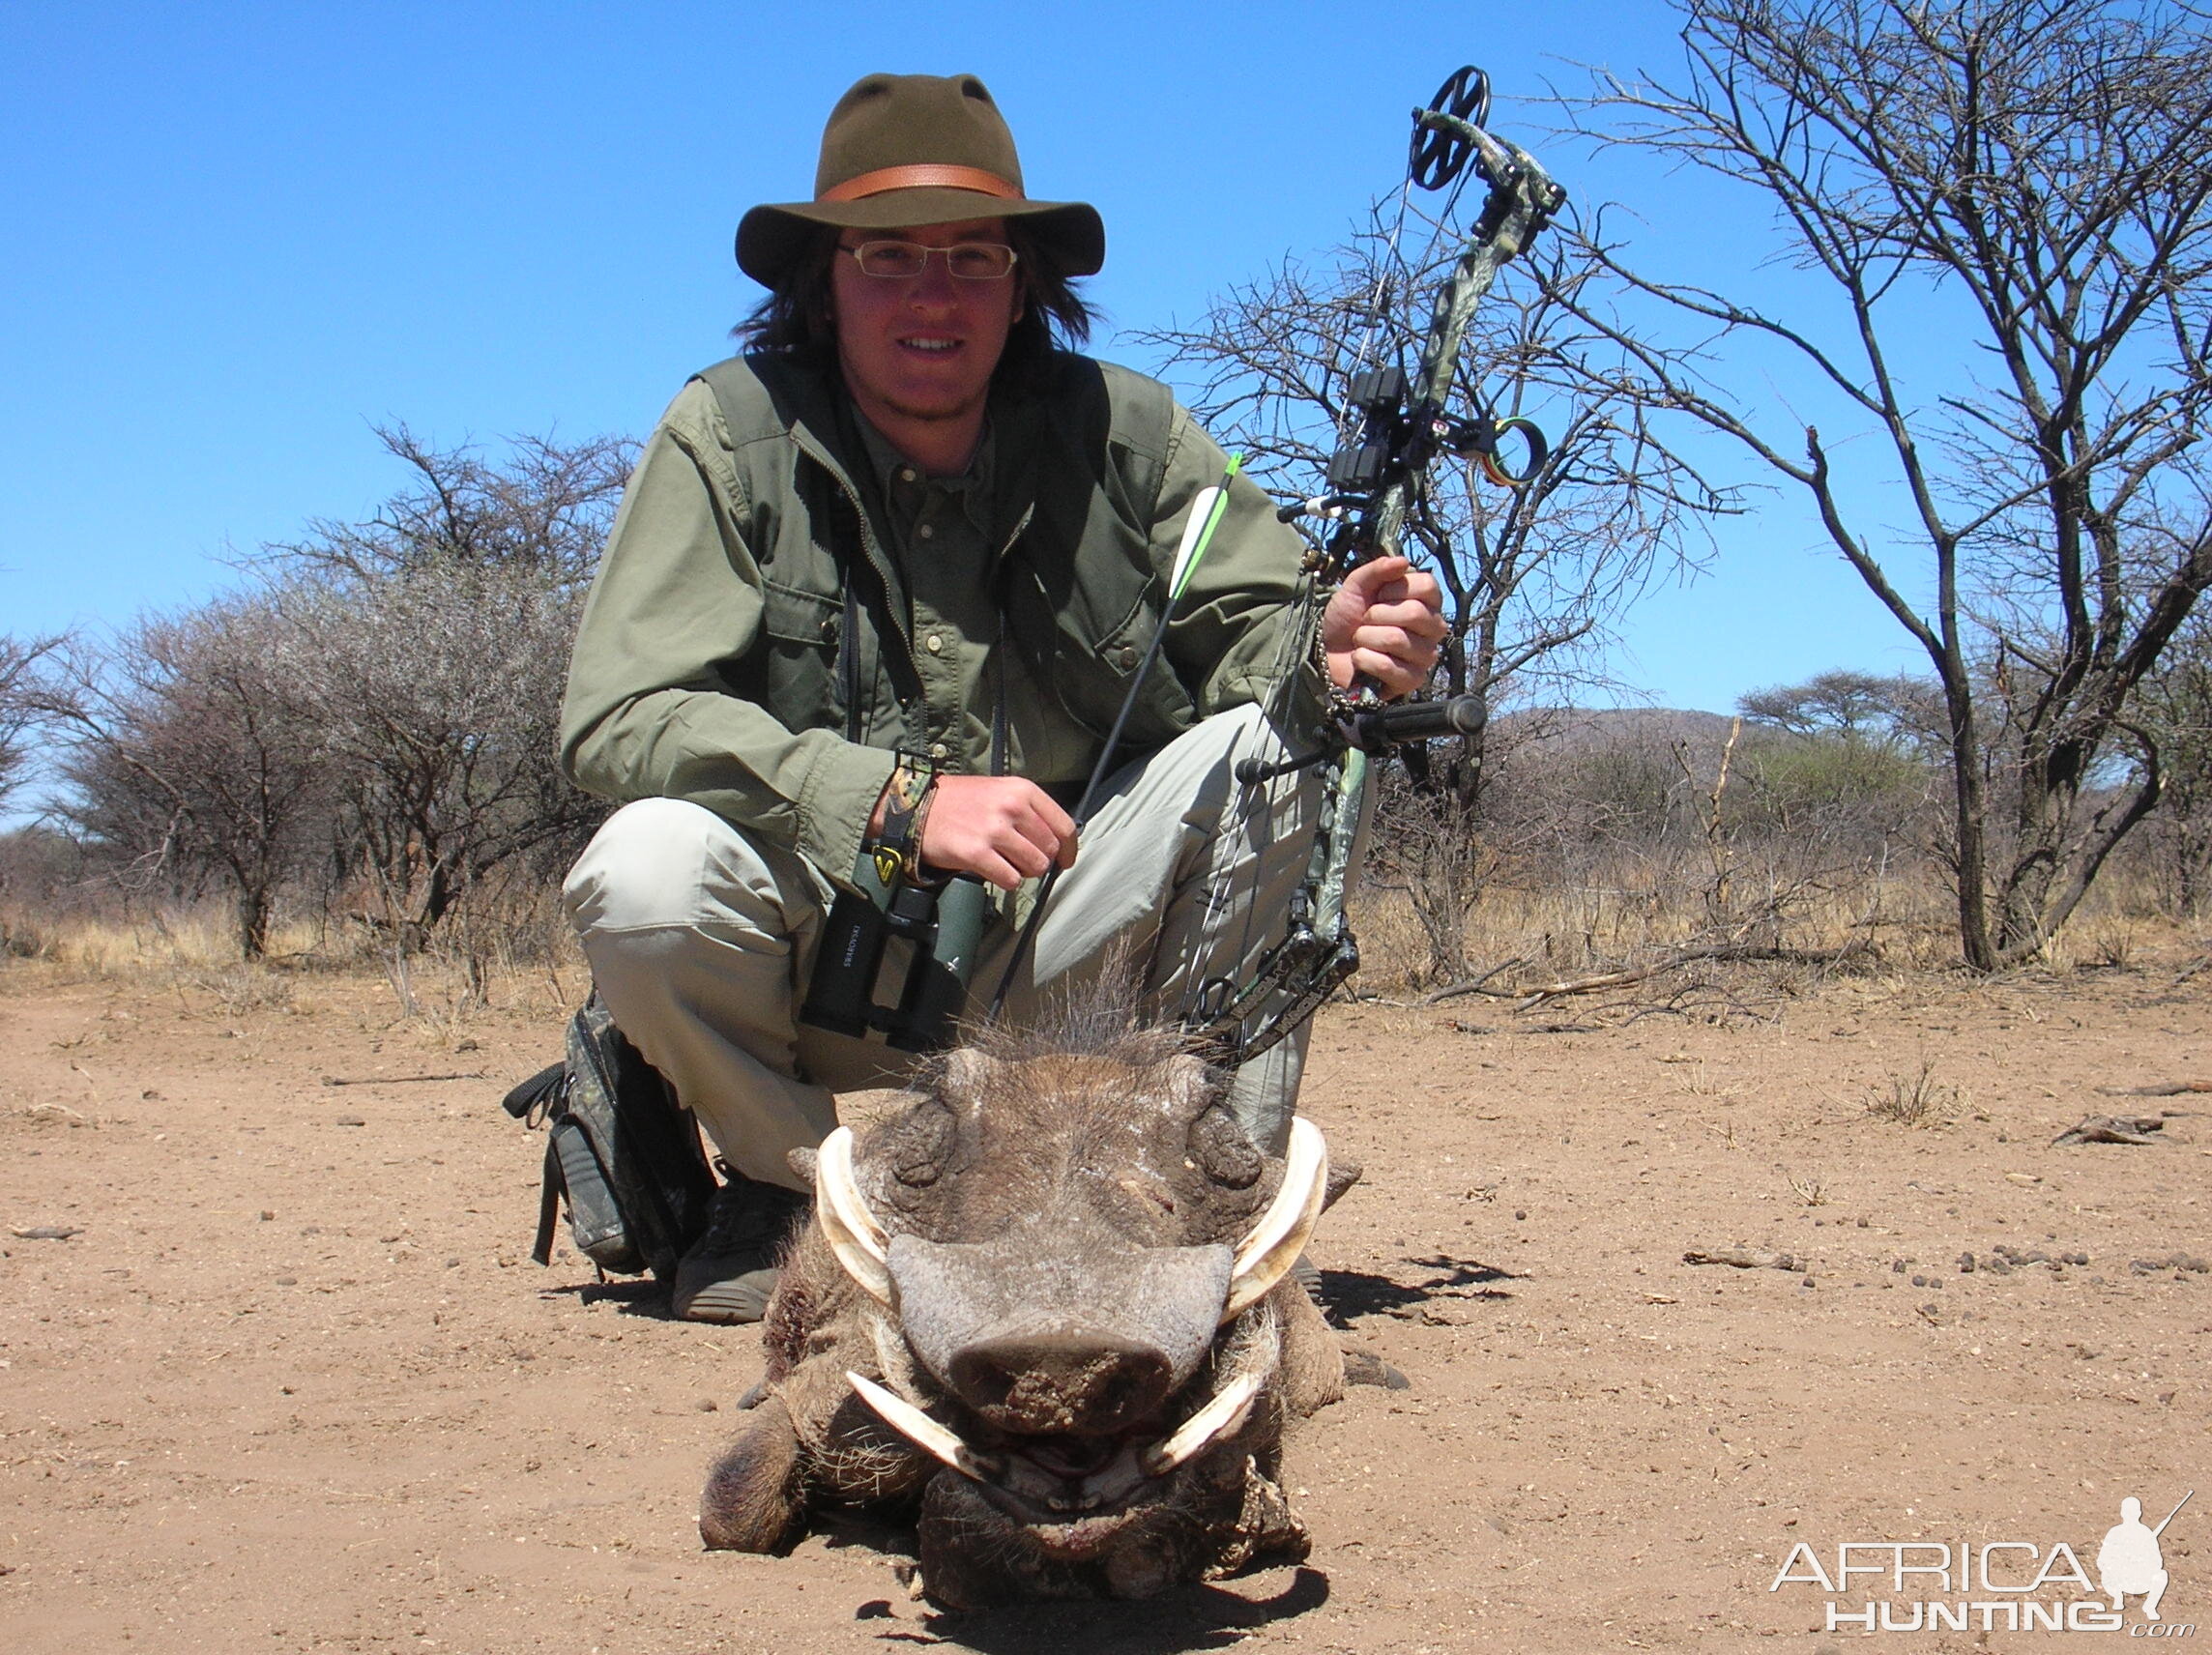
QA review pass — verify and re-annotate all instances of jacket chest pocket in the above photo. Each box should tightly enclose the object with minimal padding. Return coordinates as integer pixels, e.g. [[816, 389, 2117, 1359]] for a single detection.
[[758, 578, 844, 734], [1008, 556, 1190, 747]]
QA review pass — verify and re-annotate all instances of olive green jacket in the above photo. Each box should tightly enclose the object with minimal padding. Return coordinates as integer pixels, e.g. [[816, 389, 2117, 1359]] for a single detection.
[[560, 350, 1324, 886]]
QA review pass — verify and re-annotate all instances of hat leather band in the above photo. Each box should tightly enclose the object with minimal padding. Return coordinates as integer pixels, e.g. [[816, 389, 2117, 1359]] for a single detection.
[[819, 163, 1022, 204]]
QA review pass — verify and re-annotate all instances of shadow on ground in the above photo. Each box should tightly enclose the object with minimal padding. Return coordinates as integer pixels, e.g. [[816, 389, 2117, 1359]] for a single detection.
[[1321, 1253, 1520, 1323], [887, 1565, 1330, 1653], [540, 1277, 676, 1317]]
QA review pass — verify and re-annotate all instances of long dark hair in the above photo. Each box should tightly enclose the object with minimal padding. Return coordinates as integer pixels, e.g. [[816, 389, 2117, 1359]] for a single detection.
[[734, 221, 1098, 388]]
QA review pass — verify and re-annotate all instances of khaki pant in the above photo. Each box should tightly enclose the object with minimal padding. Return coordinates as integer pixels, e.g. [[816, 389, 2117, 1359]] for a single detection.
[[564, 705, 1334, 1192]]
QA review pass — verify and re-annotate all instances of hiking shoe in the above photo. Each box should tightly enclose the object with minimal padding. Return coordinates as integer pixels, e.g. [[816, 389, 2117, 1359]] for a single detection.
[[671, 1176, 812, 1324]]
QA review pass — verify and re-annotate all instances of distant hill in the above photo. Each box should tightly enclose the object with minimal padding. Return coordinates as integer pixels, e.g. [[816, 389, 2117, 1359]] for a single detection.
[[1492, 707, 1745, 756]]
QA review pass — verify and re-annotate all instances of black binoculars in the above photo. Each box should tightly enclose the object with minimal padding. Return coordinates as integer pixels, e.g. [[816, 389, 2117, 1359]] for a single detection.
[[799, 856, 990, 1053]]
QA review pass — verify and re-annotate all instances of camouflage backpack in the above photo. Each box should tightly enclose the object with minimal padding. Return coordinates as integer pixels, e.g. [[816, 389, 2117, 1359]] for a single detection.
[[501, 994, 717, 1281]]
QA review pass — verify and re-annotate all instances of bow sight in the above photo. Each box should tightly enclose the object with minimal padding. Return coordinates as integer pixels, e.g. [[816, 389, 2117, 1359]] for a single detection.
[[1322, 364, 1549, 504], [1291, 66, 1568, 586]]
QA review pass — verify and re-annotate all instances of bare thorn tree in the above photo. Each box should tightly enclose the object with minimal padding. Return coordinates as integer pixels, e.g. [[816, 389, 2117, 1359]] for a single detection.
[[1557, 0, 2212, 967], [267, 423, 634, 592], [252, 427, 629, 952], [44, 601, 327, 957], [0, 632, 66, 816], [269, 563, 598, 950], [36, 429, 626, 964], [2126, 605, 2212, 915]]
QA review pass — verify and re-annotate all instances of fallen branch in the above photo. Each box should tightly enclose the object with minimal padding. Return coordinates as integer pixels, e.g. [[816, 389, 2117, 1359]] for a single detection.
[[2094, 1081, 2212, 1097], [320, 1071, 487, 1088], [1683, 1247, 1802, 1272], [2052, 1114, 2169, 1147], [1516, 940, 1872, 1009], [1421, 957, 1529, 1005]]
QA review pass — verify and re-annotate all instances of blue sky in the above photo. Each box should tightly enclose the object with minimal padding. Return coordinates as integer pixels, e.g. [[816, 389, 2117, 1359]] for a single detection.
[[0, 0, 1931, 713]]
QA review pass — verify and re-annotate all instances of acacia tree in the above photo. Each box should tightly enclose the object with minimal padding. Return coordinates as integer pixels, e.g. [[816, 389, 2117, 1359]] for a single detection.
[[1560, 0, 2212, 967], [1732, 668, 1944, 856], [1737, 670, 1937, 748], [1141, 206, 1729, 981], [0, 633, 64, 816], [262, 427, 632, 945], [46, 600, 328, 957]]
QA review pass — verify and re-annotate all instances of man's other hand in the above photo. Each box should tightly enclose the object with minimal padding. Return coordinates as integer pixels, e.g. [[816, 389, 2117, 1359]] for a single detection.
[[1322, 556, 1447, 700], [916, 775, 1078, 890]]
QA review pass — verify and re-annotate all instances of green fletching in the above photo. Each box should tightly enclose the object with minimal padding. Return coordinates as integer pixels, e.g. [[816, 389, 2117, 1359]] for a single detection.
[[1169, 454, 1243, 601]]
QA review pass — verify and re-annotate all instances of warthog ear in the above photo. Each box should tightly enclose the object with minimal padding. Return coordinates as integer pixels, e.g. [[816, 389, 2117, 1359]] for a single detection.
[[699, 1395, 806, 1553]]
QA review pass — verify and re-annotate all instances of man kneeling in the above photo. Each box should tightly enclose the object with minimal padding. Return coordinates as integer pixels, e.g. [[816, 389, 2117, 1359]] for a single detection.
[[557, 73, 1442, 1321]]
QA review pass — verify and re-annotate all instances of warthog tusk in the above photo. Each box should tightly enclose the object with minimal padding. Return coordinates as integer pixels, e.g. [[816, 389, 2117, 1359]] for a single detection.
[[815, 1126, 893, 1305], [846, 1370, 1002, 1482], [1138, 1369, 1266, 1477], [1221, 1116, 1328, 1321]]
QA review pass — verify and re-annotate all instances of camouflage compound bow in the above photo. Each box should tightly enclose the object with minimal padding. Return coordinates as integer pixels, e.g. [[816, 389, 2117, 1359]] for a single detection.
[[1182, 66, 1569, 1066], [989, 68, 1564, 1059]]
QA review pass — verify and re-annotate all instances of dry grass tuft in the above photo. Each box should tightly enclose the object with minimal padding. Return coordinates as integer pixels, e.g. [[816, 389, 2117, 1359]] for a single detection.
[[1784, 1168, 1830, 1206], [1864, 1058, 1962, 1127], [1350, 853, 2202, 1002]]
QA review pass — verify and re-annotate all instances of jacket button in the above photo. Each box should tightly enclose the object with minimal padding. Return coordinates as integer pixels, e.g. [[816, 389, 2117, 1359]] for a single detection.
[[1116, 646, 1138, 669], [925, 633, 945, 654], [917, 523, 935, 539], [929, 742, 948, 761]]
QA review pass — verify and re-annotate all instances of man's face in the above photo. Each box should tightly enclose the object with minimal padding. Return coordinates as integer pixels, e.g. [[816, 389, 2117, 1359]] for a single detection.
[[830, 217, 1021, 437]]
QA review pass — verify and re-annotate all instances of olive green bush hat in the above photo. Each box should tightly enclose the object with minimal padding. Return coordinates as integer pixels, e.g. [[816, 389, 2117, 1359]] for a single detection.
[[736, 73, 1105, 287]]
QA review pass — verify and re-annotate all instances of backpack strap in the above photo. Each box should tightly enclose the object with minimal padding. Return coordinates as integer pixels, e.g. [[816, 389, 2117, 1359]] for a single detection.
[[532, 1137, 565, 1266]]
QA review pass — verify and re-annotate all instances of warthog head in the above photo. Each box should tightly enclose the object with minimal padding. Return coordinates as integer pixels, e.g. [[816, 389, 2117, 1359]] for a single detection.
[[698, 1015, 1345, 1605]]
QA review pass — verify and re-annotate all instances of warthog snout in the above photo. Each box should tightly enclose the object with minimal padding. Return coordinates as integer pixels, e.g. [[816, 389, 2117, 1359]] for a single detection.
[[947, 1329, 1175, 1437], [883, 1220, 1237, 1438]]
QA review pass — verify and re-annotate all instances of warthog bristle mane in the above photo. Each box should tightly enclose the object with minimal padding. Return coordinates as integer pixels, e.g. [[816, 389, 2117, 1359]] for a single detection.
[[942, 957, 1206, 1071]]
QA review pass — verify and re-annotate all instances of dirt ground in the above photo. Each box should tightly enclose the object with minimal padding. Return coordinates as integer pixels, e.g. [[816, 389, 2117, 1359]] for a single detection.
[[2, 952, 2206, 1653]]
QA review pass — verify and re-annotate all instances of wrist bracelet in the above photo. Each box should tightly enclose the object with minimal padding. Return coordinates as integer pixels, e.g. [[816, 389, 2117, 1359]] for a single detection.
[[870, 755, 939, 886], [1313, 600, 1379, 716], [904, 784, 941, 885]]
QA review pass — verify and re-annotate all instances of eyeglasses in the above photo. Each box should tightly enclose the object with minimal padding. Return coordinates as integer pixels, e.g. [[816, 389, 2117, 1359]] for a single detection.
[[840, 241, 1019, 281]]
